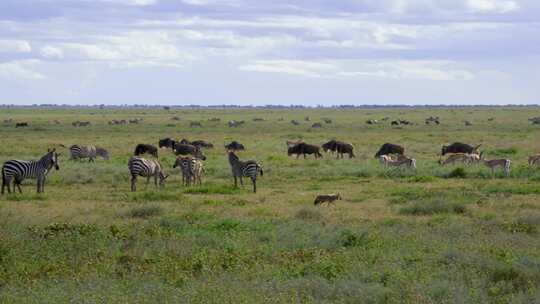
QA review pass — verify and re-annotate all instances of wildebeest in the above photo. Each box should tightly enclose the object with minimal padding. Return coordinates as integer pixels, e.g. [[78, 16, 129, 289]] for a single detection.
[[441, 143, 481, 156], [171, 116, 181, 121], [314, 194, 341, 206], [311, 123, 322, 128], [228, 120, 245, 128], [291, 120, 300, 125], [15, 122, 29, 128], [425, 116, 440, 125], [129, 118, 143, 124], [288, 143, 322, 159], [322, 140, 355, 159], [134, 144, 158, 158], [174, 144, 207, 160], [528, 117, 540, 125], [190, 121, 202, 127], [366, 119, 379, 125], [464, 120, 473, 126], [159, 138, 176, 149], [225, 141, 245, 151], [191, 140, 214, 149], [286, 140, 303, 148], [375, 143, 404, 158]]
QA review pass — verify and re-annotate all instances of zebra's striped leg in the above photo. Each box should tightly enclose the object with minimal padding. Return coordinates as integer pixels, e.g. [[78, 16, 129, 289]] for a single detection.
[[239, 176, 244, 186], [145, 176, 151, 189], [131, 176, 137, 192], [154, 174, 158, 188], [15, 180, 22, 194], [252, 177, 256, 193]]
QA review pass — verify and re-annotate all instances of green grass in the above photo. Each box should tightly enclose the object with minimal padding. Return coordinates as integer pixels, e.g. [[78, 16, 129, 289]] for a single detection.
[[1, 106, 540, 303]]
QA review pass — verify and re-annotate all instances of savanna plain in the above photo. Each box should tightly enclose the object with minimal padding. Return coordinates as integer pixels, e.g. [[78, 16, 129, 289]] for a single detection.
[[1, 107, 540, 303]]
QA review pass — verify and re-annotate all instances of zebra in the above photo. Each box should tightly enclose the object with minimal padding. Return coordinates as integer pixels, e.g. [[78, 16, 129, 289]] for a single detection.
[[227, 151, 263, 193], [69, 145, 109, 162], [173, 156, 204, 186], [1, 149, 60, 194], [128, 156, 168, 192]]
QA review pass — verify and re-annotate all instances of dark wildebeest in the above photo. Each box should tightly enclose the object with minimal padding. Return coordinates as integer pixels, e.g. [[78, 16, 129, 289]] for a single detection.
[[191, 140, 214, 149], [322, 140, 355, 159], [291, 120, 300, 125], [174, 144, 207, 160], [134, 144, 158, 158], [311, 123, 322, 128], [288, 143, 322, 159], [225, 141, 245, 151], [190, 121, 202, 127], [15, 122, 29, 128], [159, 138, 176, 149], [441, 143, 481, 156], [375, 143, 405, 158], [391, 120, 400, 126]]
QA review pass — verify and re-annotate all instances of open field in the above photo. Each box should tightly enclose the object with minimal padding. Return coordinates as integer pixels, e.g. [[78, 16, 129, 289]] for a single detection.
[[1, 107, 540, 303]]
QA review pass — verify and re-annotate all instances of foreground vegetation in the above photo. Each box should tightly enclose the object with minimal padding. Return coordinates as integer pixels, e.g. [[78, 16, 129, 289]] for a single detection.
[[1, 106, 540, 303]]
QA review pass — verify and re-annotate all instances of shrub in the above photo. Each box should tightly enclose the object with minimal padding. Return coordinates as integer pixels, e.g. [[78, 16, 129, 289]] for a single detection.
[[128, 205, 163, 219], [445, 167, 467, 179], [183, 184, 241, 194], [295, 208, 323, 221], [337, 230, 370, 248], [503, 215, 540, 234], [400, 199, 467, 216]]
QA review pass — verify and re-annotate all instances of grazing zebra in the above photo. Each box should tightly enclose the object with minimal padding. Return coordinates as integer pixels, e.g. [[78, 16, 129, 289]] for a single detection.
[[228, 151, 263, 193], [69, 145, 109, 162], [173, 156, 203, 186], [1, 149, 60, 194], [128, 156, 168, 192]]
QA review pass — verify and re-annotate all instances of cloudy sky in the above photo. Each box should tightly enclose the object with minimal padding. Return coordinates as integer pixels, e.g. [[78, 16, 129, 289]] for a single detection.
[[0, 0, 539, 105]]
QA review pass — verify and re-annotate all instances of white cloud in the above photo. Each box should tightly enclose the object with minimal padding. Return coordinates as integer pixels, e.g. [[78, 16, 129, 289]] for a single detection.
[[96, 0, 157, 6], [465, 0, 519, 13], [239, 60, 337, 78], [240, 59, 475, 81], [0, 40, 32, 53], [0, 60, 45, 80], [40, 46, 64, 59]]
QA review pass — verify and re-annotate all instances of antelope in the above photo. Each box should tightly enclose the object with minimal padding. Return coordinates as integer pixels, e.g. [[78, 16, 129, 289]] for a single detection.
[[439, 153, 481, 166], [483, 158, 511, 177], [379, 155, 416, 169], [528, 155, 540, 167]]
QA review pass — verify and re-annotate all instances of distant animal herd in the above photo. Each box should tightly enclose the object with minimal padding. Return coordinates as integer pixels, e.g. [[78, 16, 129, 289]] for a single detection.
[[2, 115, 540, 204]]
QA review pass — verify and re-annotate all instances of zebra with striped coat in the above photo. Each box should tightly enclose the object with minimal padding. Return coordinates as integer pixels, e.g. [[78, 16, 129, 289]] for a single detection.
[[128, 156, 168, 192], [69, 145, 109, 162], [228, 151, 263, 193], [2, 149, 60, 194], [173, 156, 203, 186]]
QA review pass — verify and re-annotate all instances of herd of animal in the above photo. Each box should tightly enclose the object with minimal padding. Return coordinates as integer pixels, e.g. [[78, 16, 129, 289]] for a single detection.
[[0, 135, 537, 201]]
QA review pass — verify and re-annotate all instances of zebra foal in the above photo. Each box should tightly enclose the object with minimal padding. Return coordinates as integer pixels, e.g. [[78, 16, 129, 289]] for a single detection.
[[69, 145, 109, 162], [173, 156, 204, 186], [228, 151, 263, 193], [128, 156, 168, 192], [1, 149, 60, 194]]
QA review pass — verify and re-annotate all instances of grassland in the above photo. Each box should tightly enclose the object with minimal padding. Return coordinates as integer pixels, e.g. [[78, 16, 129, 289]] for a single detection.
[[1, 106, 540, 303]]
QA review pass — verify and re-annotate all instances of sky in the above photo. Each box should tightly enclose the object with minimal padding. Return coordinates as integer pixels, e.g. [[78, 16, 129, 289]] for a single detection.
[[0, 0, 539, 106]]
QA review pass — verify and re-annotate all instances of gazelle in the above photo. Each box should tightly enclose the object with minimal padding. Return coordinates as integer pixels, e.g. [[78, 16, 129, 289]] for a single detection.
[[483, 158, 511, 177], [528, 154, 540, 167], [439, 152, 482, 166], [379, 155, 416, 170]]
